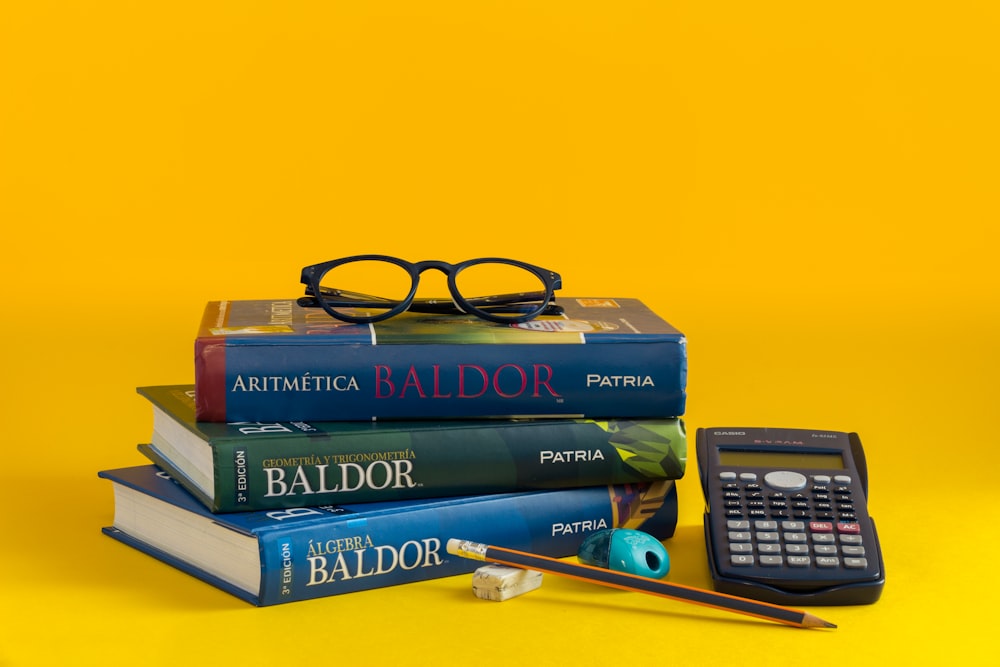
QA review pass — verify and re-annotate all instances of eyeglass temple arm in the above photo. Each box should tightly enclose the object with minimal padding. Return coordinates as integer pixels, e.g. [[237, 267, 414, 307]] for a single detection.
[[305, 285, 554, 307], [297, 297, 564, 317]]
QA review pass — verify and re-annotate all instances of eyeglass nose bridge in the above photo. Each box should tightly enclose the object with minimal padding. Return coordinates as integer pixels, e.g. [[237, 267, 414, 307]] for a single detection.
[[409, 260, 460, 276], [406, 260, 467, 310]]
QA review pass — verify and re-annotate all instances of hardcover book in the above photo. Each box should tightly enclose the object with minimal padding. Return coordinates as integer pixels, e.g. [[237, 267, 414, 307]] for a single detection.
[[194, 297, 686, 422], [137, 385, 687, 512], [100, 465, 679, 606]]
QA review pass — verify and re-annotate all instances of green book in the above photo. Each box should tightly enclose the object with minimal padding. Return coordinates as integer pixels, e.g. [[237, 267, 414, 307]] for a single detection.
[[137, 385, 686, 513]]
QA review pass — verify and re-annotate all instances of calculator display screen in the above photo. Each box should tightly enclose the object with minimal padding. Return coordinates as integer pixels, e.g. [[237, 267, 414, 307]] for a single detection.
[[718, 449, 845, 470]]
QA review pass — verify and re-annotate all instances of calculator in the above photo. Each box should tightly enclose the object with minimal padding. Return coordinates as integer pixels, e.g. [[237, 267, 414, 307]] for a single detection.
[[696, 427, 885, 605]]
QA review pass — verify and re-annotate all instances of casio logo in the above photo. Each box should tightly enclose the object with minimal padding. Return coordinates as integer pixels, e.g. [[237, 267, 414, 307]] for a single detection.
[[714, 431, 746, 436]]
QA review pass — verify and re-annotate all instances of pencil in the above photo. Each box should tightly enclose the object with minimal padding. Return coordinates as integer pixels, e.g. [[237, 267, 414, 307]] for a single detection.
[[447, 538, 836, 630]]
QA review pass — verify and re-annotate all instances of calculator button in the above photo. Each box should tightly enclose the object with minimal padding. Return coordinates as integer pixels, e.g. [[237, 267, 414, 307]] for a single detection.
[[757, 532, 780, 543], [758, 543, 782, 554], [730, 555, 755, 566], [812, 475, 831, 484], [834, 475, 852, 485], [782, 521, 806, 531], [759, 555, 783, 567], [719, 472, 737, 481], [842, 545, 866, 557], [729, 543, 753, 553], [727, 520, 750, 530], [785, 544, 809, 555], [812, 533, 836, 544], [784, 532, 807, 544], [814, 545, 837, 555], [787, 556, 811, 567], [844, 557, 869, 569], [837, 522, 861, 534], [739, 472, 758, 482], [728, 531, 752, 542], [809, 521, 834, 533], [840, 534, 863, 546], [763, 470, 808, 491], [754, 520, 778, 531], [816, 557, 840, 568]]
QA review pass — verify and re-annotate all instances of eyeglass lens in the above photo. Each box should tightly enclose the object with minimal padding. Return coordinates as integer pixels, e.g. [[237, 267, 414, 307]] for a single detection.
[[316, 258, 549, 320], [317, 258, 412, 320]]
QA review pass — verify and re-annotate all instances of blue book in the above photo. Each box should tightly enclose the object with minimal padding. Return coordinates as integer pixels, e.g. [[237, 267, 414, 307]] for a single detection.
[[100, 465, 678, 606], [194, 297, 686, 422]]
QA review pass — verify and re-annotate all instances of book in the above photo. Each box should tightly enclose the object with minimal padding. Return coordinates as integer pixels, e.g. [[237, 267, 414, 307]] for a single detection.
[[100, 464, 679, 606], [194, 297, 686, 422], [137, 385, 687, 512]]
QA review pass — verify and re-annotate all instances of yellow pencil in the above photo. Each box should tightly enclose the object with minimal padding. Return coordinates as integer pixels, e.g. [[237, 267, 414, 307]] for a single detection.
[[447, 538, 836, 630]]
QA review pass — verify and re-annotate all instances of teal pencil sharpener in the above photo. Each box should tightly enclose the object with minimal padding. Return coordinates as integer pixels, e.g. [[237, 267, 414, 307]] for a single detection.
[[577, 528, 670, 579]]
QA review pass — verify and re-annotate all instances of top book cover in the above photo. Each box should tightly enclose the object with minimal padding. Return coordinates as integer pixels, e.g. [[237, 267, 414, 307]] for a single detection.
[[195, 297, 686, 422]]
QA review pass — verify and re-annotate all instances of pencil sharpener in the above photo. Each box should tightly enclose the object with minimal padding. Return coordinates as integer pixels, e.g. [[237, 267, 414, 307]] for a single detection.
[[577, 528, 670, 579]]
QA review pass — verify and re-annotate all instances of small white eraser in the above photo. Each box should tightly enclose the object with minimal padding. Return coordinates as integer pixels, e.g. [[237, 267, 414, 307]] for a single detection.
[[471, 564, 543, 601]]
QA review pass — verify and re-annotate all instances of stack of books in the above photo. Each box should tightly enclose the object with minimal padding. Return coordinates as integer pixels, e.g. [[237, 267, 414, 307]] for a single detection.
[[100, 296, 688, 606]]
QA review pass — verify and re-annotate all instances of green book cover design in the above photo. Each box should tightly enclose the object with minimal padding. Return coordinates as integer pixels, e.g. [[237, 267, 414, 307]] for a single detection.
[[139, 385, 686, 512]]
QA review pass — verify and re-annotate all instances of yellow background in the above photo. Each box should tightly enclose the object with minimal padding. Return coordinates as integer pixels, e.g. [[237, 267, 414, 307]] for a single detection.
[[1, 2, 997, 664]]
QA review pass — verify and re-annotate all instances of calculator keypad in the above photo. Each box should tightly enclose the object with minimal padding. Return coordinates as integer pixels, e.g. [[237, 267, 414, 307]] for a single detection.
[[717, 472, 868, 575]]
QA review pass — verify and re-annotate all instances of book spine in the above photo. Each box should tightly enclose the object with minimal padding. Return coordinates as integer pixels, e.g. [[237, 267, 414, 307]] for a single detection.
[[196, 419, 686, 512], [195, 340, 686, 422], [255, 480, 678, 605]]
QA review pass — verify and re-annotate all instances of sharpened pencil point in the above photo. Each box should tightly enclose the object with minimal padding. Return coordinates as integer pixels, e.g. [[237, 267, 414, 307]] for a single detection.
[[802, 613, 837, 629]]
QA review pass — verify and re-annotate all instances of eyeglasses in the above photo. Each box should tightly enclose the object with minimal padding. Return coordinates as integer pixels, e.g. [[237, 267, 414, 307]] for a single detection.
[[298, 255, 564, 324]]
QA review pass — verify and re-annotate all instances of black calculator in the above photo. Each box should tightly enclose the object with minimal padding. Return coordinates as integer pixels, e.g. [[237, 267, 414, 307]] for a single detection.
[[696, 427, 885, 605]]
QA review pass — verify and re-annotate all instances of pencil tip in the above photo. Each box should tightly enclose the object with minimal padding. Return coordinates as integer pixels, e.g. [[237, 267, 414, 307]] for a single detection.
[[802, 613, 837, 629]]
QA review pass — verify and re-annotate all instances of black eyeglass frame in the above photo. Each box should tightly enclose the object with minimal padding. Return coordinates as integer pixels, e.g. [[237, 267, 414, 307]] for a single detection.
[[299, 255, 563, 324]]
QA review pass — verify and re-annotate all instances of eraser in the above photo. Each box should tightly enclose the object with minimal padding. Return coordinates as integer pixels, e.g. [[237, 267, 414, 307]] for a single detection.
[[577, 528, 670, 579], [471, 564, 543, 601]]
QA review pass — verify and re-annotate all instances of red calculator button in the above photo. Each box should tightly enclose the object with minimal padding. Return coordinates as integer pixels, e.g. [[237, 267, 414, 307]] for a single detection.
[[809, 521, 834, 533], [837, 523, 861, 534]]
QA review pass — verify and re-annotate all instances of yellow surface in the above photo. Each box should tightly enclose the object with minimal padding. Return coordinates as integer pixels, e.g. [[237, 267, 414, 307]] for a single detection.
[[1, 2, 997, 665]]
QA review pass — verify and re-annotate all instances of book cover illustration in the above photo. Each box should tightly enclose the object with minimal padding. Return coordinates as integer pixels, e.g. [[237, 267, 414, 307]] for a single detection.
[[100, 465, 678, 606], [139, 385, 687, 512], [195, 297, 687, 422]]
